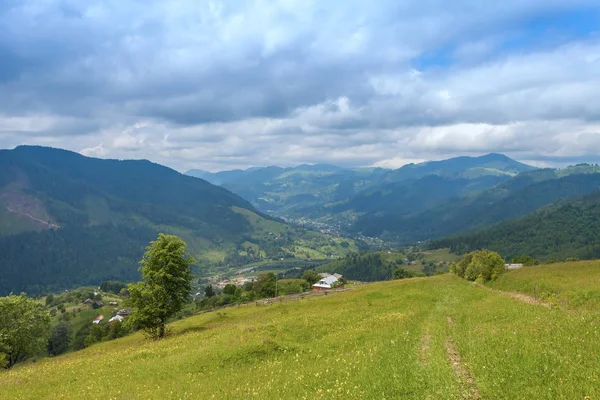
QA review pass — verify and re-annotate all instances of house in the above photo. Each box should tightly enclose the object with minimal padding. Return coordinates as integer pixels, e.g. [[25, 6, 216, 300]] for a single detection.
[[505, 263, 524, 270], [312, 274, 344, 291], [92, 301, 104, 309], [83, 298, 94, 305], [92, 315, 104, 325], [117, 309, 132, 317], [109, 315, 124, 323], [108, 301, 118, 306]]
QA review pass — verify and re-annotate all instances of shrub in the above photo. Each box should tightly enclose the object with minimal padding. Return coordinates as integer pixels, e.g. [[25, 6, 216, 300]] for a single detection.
[[450, 250, 505, 283]]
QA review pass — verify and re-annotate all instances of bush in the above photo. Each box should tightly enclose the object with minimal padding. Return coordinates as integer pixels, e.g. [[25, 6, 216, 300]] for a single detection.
[[392, 268, 417, 280], [450, 250, 506, 283]]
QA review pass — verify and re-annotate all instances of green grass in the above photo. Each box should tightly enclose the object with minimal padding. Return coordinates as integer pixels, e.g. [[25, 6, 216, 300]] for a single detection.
[[2, 272, 600, 399], [419, 248, 461, 263], [488, 260, 600, 310]]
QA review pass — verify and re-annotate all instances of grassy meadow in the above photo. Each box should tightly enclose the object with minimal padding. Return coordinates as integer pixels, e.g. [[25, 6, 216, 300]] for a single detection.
[[488, 260, 600, 310], [2, 268, 600, 399]]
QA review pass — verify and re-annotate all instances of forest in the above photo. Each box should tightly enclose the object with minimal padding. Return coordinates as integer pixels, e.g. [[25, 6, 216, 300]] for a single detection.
[[430, 191, 600, 261]]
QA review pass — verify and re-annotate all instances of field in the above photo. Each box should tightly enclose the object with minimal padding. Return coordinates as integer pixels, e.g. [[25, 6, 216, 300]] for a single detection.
[[2, 265, 600, 399], [488, 260, 600, 310]]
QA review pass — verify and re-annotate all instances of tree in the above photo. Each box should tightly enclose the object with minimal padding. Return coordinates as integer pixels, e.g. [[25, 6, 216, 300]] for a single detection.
[[393, 267, 415, 280], [0, 294, 51, 368], [45, 293, 55, 306], [302, 270, 321, 286], [223, 284, 237, 295], [127, 234, 196, 339], [254, 273, 277, 298], [511, 256, 539, 266], [451, 250, 506, 283], [47, 321, 71, 356], [204, 285, 216, 298]]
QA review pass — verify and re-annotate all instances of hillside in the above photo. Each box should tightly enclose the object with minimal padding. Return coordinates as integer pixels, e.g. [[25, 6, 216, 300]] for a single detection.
[[430, 190, 600, 261], [487, 260, 600, 310], [2, 269, 600, 399], [0, 146, 357, 295], [355, 168, 600, 243]]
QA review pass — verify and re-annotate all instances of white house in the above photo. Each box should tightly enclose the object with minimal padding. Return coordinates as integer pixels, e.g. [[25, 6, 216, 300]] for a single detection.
[[312, 274, 343, 291], [109, 315, 124, 323], [505, 263, 524, 270]]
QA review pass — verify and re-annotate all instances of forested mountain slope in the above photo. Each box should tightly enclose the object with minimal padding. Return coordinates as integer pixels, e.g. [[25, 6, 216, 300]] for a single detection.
[[429, 190, 600, 261], [354, 169, 600, 243], [0, 146, 356, 295]]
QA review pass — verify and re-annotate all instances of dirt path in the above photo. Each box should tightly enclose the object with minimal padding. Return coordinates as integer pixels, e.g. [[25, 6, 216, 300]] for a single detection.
[[419, 331, 431, 365], [472, 282, 551, 308], [446, 316, 480, 400]]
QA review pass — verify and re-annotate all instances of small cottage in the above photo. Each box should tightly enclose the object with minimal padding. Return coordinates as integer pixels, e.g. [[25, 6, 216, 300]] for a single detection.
[[312, 274, 344, 291], [109, 315, 124, 323]]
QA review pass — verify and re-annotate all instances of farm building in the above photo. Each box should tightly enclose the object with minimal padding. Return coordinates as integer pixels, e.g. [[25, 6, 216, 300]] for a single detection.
[[312, 274, 344, 291], [117, 309, 132, 317], [505, 263, 524, 270], [109, 315, 124, 323]]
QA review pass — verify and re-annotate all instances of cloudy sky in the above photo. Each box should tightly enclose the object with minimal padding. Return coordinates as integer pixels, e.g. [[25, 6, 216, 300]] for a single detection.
[[1, 1, 600, 171]]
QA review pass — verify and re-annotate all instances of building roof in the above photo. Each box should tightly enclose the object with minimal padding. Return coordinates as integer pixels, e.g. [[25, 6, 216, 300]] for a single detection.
[[313, 275, 339, 288], [109, 315, 124, 323], [505, 263, 524, 270]]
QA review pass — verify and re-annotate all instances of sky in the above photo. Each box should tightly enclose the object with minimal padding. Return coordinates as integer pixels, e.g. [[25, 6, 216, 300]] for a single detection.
[[1, 1, 600, 172]]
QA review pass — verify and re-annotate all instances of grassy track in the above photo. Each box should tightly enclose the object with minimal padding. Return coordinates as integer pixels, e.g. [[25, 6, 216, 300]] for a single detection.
[[1, 273, 599, 399]]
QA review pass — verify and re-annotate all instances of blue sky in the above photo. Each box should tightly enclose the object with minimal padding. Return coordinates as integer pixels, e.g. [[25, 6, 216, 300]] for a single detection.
[[0, 0, 599, 171]]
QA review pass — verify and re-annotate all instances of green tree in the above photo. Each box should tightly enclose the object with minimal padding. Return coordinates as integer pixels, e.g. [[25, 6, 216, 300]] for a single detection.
[[254, 273, 277, 298], [302, 270, 321, 286], [127, 234, 196, 339], [511, 256, 539, 266], [72, 324, 91, 351], [204, 285, 216, 298], [45, 293, 55, 306], [393, 267, 415, 280], [47, 321, 72, 356], [0, 294, 51, 368], [451, 250, 506, 283], [84, 324, 108, 347], [223, 284, 237, 295]]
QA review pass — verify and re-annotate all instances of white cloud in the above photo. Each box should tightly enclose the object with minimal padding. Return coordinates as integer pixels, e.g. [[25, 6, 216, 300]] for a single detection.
[[1, 0, 600, 171]]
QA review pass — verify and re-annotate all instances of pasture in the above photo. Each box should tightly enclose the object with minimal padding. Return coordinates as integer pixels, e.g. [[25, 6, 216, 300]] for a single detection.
[[1, 266, 599, 399]]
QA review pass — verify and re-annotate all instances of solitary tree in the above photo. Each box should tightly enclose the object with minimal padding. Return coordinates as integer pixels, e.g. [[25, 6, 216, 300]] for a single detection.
[[0, 294, 51, 368], [127, 234, 196, 339]]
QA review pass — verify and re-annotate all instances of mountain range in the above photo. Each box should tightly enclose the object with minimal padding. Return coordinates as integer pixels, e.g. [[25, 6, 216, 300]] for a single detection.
[[187, 156, 600, 261], [186, 153, 534, 220]]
